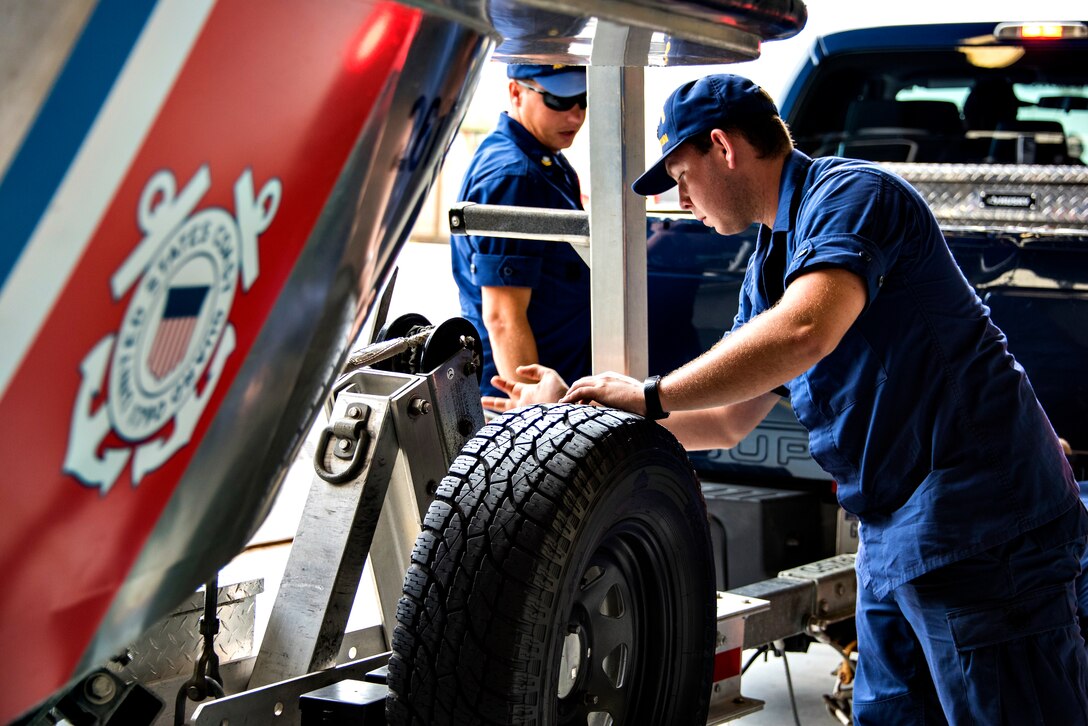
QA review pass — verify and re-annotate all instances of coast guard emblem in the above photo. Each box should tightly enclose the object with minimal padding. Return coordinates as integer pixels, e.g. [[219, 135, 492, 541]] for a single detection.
[[64, 166, 281, 493]]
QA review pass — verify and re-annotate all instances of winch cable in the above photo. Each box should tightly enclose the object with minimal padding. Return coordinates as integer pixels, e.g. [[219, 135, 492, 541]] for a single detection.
[[344, 327, 433, 370]]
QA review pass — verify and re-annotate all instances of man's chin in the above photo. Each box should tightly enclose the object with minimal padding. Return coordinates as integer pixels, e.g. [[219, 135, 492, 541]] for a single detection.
[[709, 220, 746, 236], [554, 139, 575, 150]]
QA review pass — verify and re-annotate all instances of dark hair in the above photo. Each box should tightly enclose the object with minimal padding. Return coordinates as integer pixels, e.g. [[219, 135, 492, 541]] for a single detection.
[[687, 111, 794, 159]]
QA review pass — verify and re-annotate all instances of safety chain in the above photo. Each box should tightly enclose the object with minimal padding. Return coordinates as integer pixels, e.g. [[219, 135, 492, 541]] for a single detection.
[[173, 575, 225, 726]]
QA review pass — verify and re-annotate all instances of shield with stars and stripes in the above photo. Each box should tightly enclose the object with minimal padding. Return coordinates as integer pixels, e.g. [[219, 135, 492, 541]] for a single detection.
[[147, 285, 209, 380]]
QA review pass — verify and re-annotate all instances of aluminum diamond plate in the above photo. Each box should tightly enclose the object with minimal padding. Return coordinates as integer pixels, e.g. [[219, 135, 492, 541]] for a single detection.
[[882, 163, 1088, 230], [118, 579, 264, 683]]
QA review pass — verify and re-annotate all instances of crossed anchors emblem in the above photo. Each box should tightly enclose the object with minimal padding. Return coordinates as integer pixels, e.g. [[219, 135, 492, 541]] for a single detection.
[[64, 166, 281, 493]]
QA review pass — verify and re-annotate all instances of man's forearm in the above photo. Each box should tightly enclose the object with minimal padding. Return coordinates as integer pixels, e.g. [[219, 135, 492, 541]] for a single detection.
[[659, 307, 823, 411], [482, 285, 538, 382], [489, 318, 539, 381], [662, 393, 779, 451], [659, 268, 866, 412]]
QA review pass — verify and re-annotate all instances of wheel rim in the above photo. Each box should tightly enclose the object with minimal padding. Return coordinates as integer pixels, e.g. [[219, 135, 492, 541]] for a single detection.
[[557, 518, 675, 725]]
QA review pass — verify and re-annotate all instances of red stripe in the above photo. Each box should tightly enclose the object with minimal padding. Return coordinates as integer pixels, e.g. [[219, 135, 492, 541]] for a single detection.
[[714, 647, 742, 682]]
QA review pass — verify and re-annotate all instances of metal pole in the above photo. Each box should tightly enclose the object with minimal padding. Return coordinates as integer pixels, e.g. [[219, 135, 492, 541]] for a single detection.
[[449, 202, 590, 246], [588, 22, 650, 378]]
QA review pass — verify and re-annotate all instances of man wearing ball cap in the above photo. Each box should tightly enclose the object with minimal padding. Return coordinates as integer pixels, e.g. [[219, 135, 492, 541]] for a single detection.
[[451, 64, 591, 410], [561, 73, 1088, 722]]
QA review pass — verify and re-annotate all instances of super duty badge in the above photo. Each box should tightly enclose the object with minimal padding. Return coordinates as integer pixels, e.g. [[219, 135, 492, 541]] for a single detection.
[[980, 191, 1036, 209]]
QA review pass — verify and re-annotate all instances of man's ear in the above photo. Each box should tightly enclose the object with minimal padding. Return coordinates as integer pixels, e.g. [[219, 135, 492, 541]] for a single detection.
[[709, 128, 736, 167], [509, 80, 523, 107]]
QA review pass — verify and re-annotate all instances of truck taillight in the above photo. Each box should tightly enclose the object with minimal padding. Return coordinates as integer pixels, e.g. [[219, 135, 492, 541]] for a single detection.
[[993, 21, 1088, 41], [1022, 24, 1065, 39]]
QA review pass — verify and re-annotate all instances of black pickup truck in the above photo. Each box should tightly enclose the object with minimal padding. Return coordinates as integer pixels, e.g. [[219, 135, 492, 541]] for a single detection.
[[645, 20, 1088, 588]]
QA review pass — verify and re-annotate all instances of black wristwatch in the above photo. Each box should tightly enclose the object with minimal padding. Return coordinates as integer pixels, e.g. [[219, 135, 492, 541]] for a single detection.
[[643, 375, 669, 420]]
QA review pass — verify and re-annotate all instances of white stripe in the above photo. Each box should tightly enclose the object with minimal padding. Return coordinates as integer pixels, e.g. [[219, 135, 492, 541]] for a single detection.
[[0, 0, 215, 398]]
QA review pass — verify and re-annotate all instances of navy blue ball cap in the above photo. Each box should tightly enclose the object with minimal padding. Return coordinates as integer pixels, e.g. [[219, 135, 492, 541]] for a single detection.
[[632, 74, 779, 196], [507, 64, 586, 97]]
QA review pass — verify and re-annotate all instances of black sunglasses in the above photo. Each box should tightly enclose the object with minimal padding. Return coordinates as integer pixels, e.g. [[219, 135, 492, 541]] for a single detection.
[[516, 81, 587, 112]]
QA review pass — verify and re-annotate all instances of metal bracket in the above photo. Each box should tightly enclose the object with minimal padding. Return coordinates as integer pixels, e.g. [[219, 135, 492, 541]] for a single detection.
[[707, 592, 769, 725], [314, 404, 371, 483], [193, 652, 390, 726], [778, 553, 857, 628], [248, 342, 484, 692], [249, 392, 399, 689]]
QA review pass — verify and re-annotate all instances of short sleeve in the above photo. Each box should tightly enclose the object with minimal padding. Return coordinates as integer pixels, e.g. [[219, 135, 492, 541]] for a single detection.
[[470, 252, 543, 287], [786, 168, 918, 308], [461, 171, 556, 287]]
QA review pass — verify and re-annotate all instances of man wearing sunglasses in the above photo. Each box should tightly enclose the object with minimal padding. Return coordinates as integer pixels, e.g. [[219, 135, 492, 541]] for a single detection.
[[451, 64, 590, 408]]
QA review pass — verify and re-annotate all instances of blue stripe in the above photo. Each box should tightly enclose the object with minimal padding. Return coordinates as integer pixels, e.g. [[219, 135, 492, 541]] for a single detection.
[[0, 0, 159, 289]]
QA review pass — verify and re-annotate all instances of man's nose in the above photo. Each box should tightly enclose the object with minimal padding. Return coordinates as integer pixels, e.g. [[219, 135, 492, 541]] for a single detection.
[[678, 187, 692, 210], [567, 106, 586, 123]]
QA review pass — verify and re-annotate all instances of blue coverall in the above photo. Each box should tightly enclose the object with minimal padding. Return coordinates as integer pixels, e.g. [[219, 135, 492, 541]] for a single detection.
[[735, 150, 1088, 724]]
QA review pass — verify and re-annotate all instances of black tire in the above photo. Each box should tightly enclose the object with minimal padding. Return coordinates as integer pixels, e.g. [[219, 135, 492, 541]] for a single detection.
[[387, 403, 716, 725]]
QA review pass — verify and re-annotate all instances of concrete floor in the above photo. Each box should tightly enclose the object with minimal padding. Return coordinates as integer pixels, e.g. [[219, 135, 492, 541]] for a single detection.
[[734, 644, 850, 725]]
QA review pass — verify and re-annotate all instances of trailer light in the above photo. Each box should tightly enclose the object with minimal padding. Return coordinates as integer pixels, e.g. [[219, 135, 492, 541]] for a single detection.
[[993, 22, 1088, 41]]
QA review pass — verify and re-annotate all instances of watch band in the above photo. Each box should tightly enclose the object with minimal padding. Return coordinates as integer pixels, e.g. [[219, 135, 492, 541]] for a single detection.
[[643, 375, 669, 420]]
